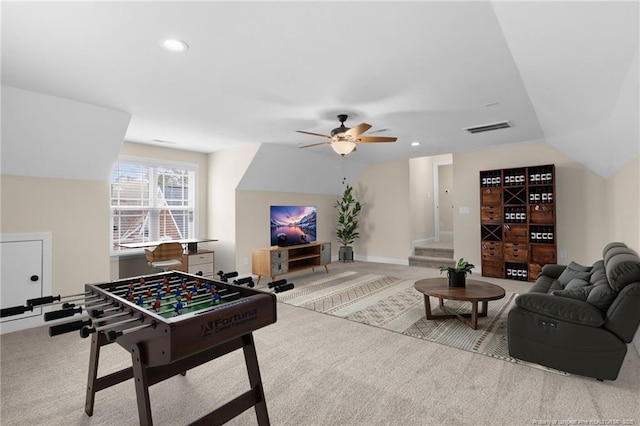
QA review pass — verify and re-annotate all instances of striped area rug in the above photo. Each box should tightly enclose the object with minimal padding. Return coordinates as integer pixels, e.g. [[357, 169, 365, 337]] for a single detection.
[[274, 271, 518, 362]]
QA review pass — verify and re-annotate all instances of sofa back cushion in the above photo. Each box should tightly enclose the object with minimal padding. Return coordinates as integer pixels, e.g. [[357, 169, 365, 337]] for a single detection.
[[605, 249, 640, 292]]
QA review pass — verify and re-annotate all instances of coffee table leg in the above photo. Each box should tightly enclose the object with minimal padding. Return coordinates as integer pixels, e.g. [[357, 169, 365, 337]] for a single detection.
[[424, 295, 434, 319], [480, 300, 488, 317], [470, 301, 479, 330]]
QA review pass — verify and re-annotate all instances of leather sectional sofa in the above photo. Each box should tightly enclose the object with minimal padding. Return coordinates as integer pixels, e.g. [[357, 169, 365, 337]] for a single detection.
[[507, 242, 640, 380]]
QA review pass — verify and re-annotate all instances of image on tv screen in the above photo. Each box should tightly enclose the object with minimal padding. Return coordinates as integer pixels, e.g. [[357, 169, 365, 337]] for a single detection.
[[270, 205, 317, 246]]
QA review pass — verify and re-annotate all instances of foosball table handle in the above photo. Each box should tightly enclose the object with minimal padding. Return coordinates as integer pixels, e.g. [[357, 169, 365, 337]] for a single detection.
[[268, 279, 287, 288], [26, 295, 61, 306], [44, 306, 83, 322], [79, 326, 96, 339], [0, 304, 34, 318], [233, 276, 255, 287], [49, 319, 93, 336]]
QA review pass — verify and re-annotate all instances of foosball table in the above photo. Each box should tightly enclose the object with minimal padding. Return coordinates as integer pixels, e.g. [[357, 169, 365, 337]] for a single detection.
[[4, 271, 277, 425]]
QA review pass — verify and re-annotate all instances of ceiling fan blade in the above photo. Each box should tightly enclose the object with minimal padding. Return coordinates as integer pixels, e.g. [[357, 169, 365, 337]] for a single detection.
[[356, 136, 398, 143], [296, 130, 332, 138], [345, 123, 372, 138], [299, 141, 332, 149]]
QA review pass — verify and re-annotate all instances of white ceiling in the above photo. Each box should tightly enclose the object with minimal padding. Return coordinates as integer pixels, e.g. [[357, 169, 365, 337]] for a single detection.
[[2, 1, 638, 177]]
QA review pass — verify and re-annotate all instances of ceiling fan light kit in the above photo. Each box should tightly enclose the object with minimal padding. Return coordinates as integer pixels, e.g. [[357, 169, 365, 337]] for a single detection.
[[297, 114, 397, 156], [331, 141, 357, 156]]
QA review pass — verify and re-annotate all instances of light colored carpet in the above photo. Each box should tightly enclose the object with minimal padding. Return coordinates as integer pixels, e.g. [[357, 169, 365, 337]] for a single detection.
[[1, 261, 639, 425]]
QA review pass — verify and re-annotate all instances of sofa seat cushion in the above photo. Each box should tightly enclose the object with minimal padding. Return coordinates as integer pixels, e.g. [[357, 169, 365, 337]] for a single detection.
[[515, 293, 606, 327]]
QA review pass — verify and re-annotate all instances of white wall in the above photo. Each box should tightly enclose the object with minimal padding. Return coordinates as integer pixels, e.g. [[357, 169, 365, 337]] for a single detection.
[[606, 156, 640, 251], [354, 160, 411, 264], [208, 144, 261, 274]]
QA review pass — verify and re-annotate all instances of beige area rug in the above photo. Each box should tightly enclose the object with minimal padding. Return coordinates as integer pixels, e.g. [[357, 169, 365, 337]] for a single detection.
[[274, 271, 526, 364]]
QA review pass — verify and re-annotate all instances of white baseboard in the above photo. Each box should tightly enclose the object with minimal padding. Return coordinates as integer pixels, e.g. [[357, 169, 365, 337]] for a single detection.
[[354, 255, 409, 266]]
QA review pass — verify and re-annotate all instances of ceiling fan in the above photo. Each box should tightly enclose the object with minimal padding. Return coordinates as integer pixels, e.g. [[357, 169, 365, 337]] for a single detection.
[[297, 114, 397, 156]]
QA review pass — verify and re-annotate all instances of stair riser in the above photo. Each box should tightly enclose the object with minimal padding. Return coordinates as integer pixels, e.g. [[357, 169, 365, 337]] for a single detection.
[[414, 247, 454, 259], [408, 256, 456, 269]]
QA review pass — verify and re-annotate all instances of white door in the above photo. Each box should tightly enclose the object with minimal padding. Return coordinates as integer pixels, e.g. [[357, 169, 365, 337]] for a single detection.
[[1, 239, 44, 322]]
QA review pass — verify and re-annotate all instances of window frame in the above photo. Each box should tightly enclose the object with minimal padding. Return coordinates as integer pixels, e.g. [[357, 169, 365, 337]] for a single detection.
[[110, 155, 199, 255]]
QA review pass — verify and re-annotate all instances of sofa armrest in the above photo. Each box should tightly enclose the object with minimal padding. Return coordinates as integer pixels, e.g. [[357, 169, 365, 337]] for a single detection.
[[540, 264, 567, 279], [515, 293, 605, 327]]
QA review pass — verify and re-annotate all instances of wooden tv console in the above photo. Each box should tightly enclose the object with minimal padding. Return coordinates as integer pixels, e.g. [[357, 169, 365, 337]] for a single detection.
[[251, 242, 331, 284]]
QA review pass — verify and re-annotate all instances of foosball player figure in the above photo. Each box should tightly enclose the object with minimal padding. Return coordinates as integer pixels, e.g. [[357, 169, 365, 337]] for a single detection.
[[195, 279, 201, 288], [153, 297, 162, 311], [174, 298, 184, 315], [136, 295, 145, 306], [211, 290, 221, 305], [140, 277, 146, 285], [181, 279, 187, 291], [185, 292, 193, 303], [127, 290, 135, 302], [175, 289, 182, 298], [162, 277, 169, 285], [165, 284, 171, 294], [146, 289, 153, 298]]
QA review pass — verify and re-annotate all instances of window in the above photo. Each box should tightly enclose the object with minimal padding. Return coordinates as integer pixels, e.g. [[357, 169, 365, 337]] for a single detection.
[[110, 157, 197, 253]]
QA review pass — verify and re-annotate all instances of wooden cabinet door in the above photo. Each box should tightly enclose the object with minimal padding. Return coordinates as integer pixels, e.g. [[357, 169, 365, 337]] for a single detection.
[[481, 206, 502, 224], [530, 245, 556, 264], [481, 188, 502, 205], [481, 241, 503, 260], [503, 224, 528, 243], [529, 205, 555, 224], [504, 243, 529, 263]]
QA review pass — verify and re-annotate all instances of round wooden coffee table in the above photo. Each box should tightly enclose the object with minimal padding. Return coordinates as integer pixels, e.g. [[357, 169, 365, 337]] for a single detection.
[[414, 278, 505, 330]]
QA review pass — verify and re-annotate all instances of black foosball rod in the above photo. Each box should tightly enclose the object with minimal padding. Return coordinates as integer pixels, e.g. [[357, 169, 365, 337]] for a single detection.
[[217, 270, 239, 282]]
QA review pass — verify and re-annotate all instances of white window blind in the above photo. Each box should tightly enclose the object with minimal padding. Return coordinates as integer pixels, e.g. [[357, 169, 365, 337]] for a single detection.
[[110, 157, 197, 253]]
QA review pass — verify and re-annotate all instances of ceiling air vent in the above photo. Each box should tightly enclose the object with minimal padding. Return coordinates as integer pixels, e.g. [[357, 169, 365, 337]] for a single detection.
[[464, 120, 511, 134]]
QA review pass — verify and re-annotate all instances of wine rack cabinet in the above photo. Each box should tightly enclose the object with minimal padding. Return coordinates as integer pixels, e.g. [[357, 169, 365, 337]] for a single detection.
[[480, 164, 557, 282]]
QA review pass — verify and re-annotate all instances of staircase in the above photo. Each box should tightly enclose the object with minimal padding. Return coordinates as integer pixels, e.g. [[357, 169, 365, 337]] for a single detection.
[[409, 245, 456, 269]]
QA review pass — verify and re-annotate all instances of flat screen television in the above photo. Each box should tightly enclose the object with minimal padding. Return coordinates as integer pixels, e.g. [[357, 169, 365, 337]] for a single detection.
[[270, 205, 317, 247]]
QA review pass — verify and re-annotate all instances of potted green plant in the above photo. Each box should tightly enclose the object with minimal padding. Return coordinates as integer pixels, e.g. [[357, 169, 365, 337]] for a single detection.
[[440, 258, 475, 287], [335, 184, 362, 262]]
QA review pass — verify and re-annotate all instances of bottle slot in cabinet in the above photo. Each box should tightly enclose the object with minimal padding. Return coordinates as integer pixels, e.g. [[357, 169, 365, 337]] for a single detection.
[[528, 165, 554, 185], [480, 170, 502, 187], [528, 186, 554, 203], [530, 226, 555, 244], [503, 207, 526, 223], [505, 262, 528, 281]]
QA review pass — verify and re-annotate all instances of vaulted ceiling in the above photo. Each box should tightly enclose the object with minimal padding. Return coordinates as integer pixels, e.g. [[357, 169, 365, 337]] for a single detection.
[[2, 1, 638, 177]]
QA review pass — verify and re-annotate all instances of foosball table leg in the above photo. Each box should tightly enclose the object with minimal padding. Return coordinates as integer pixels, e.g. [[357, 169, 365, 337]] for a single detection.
[[131, 343, 153, 426], [242, 333, 270, 426], [85, 332, 106, 416]]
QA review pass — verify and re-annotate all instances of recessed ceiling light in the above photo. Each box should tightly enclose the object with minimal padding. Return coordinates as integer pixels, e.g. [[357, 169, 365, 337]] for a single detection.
[[411, 141, 421, 147], [160, 39, 189, 52], [152, 139, 177, 145]]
